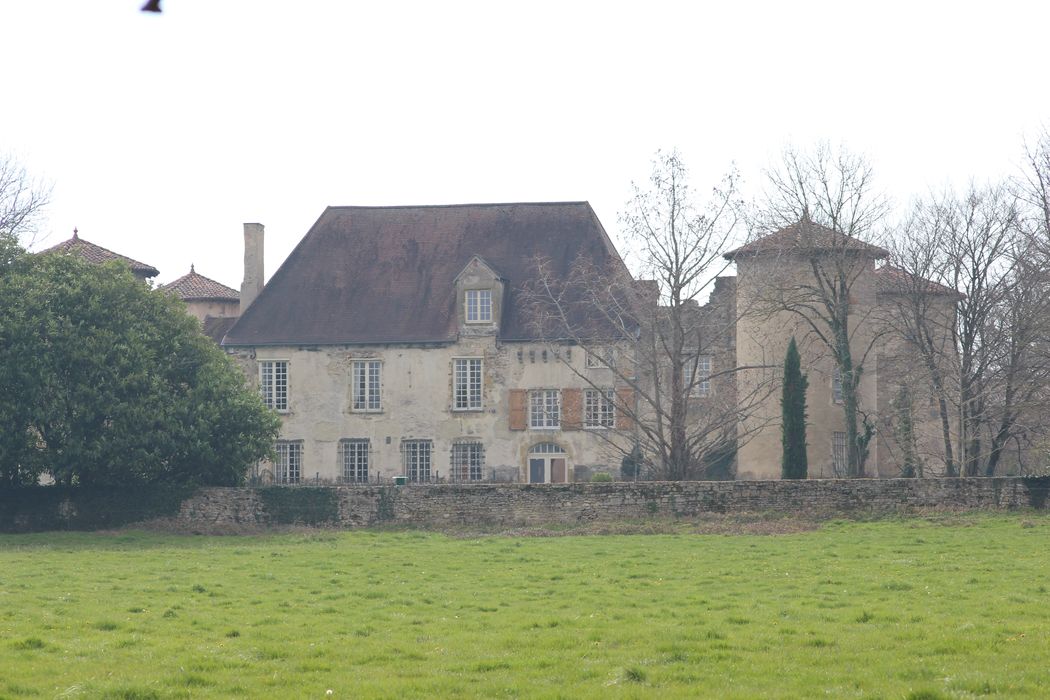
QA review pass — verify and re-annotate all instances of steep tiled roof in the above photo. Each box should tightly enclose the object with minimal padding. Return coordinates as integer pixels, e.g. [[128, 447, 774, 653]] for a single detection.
[[38, 231, 160, 277], [875, 265, 964, 298], [725, 217, 888, 259], [161, 266, 240, 301], [224, 202, 627, 346]]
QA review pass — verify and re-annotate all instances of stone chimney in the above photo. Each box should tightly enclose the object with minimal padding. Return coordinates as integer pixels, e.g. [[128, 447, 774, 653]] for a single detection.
[[240, 223, 265, 315]]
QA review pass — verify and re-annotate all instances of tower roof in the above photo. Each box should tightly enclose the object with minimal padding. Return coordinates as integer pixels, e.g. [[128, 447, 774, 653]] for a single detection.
[[38, 229, 160, 277], [725, 217, 888, 260], [160, 265, 240, 302]]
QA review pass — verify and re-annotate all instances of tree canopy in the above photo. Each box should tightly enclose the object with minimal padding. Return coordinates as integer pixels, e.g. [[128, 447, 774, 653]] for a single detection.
[[0, 248, 279, 487]]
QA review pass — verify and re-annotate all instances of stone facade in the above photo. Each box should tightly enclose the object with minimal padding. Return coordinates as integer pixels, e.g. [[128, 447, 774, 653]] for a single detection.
[[175, 477, 1050, 529], [231, 339, 631, 484]]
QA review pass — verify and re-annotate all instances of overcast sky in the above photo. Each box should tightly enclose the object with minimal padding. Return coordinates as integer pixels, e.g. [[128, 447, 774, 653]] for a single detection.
[[2, 1, 1047, 288]]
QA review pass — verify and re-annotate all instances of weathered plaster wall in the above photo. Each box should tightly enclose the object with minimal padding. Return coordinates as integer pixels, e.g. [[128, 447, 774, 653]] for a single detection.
[[238, 339, 630, 483], [184, 299, 239, 324], [175, 477, 1050, 529]]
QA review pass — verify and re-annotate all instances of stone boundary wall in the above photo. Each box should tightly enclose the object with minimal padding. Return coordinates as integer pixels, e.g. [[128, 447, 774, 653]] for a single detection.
[[176, 477, 1050, 529]]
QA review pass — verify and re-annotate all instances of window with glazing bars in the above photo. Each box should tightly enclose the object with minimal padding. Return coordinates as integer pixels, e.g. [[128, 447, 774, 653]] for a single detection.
[[402, 440, 432, 482], [453, 358, 483, 410], [584, 388, 615, 428], [275, 440, 302, 484], [451, 441, 484, 481], [260, 360, 288, 411], [685, 356, 711, 397], [465, 289, 492, 322], [832, 366, 844, 404], [832, 431, 848, 475], [529, 389, 560, 429], [352, 360, 382, 411], [339, 439, 369, 483]]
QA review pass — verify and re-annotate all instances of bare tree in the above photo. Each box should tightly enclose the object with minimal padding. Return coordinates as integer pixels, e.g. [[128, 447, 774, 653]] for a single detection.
[[887, 182, 1050, 476], [0, 154, 50, 266], [748, 143, 891, 477], [526, 151, 771, 480]]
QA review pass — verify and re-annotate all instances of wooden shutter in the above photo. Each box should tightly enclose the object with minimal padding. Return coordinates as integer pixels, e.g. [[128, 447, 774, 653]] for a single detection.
[[615, 387, 635, 430], [508, 389, 527, 431], [562, 388, 582, 430]]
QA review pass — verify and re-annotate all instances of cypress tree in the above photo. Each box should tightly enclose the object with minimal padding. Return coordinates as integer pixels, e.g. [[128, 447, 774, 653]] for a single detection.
[[781, 337, 809, 479]]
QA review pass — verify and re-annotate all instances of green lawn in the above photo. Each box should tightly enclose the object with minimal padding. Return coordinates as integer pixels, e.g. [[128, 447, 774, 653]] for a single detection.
[[1, 515, 1048, 699]]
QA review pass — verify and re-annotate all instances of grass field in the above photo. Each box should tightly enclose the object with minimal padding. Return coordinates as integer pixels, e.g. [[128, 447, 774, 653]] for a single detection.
[[1, 514, 1048, 699]]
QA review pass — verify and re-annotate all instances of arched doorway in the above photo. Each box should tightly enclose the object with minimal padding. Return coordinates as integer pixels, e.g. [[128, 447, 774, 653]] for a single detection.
[[527, 442, 568, 484]]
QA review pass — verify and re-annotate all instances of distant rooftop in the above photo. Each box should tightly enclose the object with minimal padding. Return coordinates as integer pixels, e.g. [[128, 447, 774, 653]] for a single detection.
[[725, 216, 888, 260], [38, 229, 160, 278], [160, 265, 239, 302]]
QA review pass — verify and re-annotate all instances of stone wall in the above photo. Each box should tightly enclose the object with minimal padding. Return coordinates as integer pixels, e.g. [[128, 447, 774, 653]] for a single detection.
[[176, 477, 1050, 530]]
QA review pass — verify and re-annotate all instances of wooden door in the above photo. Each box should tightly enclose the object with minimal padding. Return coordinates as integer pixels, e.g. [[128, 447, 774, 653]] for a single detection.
[[529, 458, 545, 484], [551, 458, 566, 483]]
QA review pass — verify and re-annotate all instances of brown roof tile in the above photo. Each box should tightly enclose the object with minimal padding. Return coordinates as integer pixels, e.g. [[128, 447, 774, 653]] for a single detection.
[[875, 265, 964, 298], [223, 202, 626, 345], [161, 266, 240, 301], [725, 217, 888, 259], [38, 231, 160, 277]]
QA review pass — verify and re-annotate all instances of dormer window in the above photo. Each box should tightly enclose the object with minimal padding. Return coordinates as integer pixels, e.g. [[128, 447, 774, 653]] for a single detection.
[[465, 289, 493, 323]]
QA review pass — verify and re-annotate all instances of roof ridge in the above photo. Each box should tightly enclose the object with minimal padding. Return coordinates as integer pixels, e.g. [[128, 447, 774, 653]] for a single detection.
[[324, 201, 591, 211]]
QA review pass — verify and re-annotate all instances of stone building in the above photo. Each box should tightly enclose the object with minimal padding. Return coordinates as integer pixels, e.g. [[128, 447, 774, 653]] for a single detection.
[[221, 203, 634, 484], [159, 265, 241, 343], [219, 206, 960, 482]]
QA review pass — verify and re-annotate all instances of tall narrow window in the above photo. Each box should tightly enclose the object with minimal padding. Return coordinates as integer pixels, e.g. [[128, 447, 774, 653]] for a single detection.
[[260, 360, 288, 411], [832, 366, 844, 404], [584, 388, 615, 428], [339, 439, 369, 483], [453, 358, 483, 410], [402, 440, 432, 482], [529, 389, 561, 429], [275, 440, 302, 484], [684, 356, 712, 397], [451, 441, 484, 481], [465, 289, 493, 323], [352, 360, 382, 412], [832, 432, 848, 475]]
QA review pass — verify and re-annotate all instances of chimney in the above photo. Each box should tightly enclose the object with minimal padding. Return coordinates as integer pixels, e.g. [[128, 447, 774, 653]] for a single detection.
[[240, 223, 265, 315]]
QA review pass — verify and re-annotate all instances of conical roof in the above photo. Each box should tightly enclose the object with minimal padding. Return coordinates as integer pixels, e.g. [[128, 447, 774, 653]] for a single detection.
[[39, 229, 160, 277], [160, 265, 239, 301], [725, 216, 888, 260]]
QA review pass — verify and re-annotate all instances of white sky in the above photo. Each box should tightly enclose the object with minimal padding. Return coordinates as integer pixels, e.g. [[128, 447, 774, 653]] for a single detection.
[[2, 0, 1048, 288]]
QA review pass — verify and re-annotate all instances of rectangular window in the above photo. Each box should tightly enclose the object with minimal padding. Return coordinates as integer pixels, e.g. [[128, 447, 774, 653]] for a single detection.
[[275, 440, 302, 484], [832, 366, 844, 404], [584, 388, 615, 428], [832, 432, 848, 475], [529, 389, 561, 429], [453, 358, 483, 410], [339, 439, 369, 483], [352, 360, 382, 412], [684, 356, 712, 397], [402, 440, 432, 482], [465, 289, 493, 323], [451, 441, 484, 482], [260, 360, 288, 411]]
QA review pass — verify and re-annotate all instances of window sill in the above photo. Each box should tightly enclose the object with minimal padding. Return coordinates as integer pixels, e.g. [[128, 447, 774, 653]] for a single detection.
[[453, 407, 484, 413], [352, 409, 384, 414]]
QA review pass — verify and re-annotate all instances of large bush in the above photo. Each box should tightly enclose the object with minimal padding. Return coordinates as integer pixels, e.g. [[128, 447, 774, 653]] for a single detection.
[[0, 250, 279, 487]]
